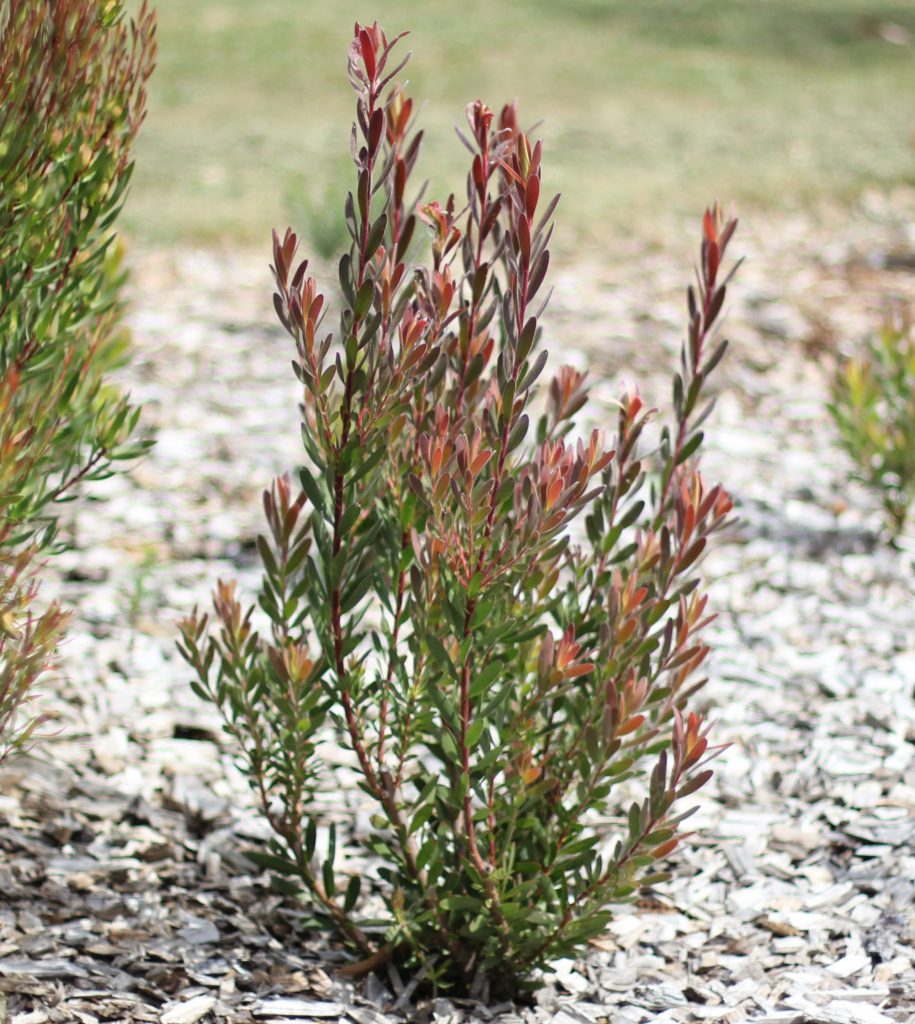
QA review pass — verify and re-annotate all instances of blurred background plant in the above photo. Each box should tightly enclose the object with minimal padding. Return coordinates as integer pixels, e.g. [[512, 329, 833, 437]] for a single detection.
[[0, 0, 156, 761], [828, 308, 915, 537], [283, 160, 356, 264], [125, 0, 915, 252]]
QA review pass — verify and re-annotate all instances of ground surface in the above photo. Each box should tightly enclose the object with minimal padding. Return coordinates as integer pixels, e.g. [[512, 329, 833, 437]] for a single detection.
[[124, 0, 915, 246], [1, 192, 915, 1023]]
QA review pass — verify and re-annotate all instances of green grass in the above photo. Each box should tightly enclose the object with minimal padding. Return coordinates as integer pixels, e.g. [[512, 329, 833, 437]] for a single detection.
[[123, 0, 915, 252]]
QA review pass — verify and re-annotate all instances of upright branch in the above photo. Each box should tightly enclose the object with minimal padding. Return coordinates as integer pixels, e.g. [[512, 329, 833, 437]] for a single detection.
[[655, 204, 738, 525]]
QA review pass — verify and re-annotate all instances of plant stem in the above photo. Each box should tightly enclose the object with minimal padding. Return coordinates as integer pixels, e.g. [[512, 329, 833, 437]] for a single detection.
[[458, 600, 512, 946]]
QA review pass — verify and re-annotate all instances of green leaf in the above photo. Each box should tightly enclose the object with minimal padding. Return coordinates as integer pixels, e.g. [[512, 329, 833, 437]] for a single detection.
[[256, 535, 279, 578], [426, 634, 456, 677], [440, 895, 483, 912], [465, 718, 485, 749], [338, 253, 355, 307], [409, 803, 436, 835], [247, 850, 299, 876], [469, 661, 503, 699], [271, 876, 305, 897], [675, 431, 703, 466], [355, 281, 374, 320], [416, 839, 438, 873], [323, 858, 336, 898], [507, 414, 530, 453], [343, 875, 361, 912]]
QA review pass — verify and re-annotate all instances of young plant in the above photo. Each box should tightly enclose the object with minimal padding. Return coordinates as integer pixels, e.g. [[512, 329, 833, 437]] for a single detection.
[[829, 308, 915, 536], [0, 0, 156, 759], [179, 23, 737, 999]]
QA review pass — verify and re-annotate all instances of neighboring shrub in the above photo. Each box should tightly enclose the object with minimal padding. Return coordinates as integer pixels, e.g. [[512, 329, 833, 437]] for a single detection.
[[0, 0, 156, 517], [179, 23, 737, 998], [829, 308, 915, 536], [0, 0, 156, 761]]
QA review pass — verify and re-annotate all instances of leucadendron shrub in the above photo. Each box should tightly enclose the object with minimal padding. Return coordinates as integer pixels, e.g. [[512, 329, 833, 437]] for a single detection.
[[829, 308, 915, 537], [0, 0, 156, 759], [179, 23, 737, 999]]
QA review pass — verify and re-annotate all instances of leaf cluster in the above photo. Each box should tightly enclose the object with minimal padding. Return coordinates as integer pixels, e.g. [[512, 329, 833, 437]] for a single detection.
[[179, 22, 738, 999]]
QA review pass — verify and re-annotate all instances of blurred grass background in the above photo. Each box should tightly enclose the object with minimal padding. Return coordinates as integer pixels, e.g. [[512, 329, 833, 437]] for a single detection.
[[124, 0, 915, 254]]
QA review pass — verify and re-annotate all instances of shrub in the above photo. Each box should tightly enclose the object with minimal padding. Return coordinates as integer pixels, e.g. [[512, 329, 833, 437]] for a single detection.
[[829, 308, 915, 536], [0, 0, 156, 761], [179, 22, 737, 999]]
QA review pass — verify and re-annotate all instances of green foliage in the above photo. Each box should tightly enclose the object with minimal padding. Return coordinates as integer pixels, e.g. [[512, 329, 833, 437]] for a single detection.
[[0, 0, 157, 529], [829, 309, 915, 536], [179, 23, 737, 998], [0, 0, 156, 761]]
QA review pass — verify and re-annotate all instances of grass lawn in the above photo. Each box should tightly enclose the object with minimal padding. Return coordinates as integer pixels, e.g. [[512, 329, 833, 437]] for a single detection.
[[123, 0, 915, 253]]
